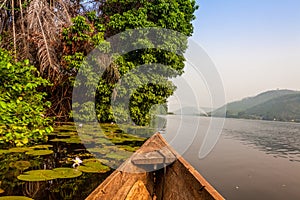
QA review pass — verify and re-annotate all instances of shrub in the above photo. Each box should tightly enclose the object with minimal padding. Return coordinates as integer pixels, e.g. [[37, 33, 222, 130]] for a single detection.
[[0, 49, 53, 147]]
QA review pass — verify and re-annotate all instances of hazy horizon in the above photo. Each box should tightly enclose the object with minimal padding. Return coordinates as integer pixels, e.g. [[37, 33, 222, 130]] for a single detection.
[[188, 0, 300, 105]]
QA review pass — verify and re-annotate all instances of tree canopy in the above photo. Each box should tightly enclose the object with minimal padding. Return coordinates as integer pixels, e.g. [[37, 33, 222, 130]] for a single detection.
[[0, 0, 198, 126]]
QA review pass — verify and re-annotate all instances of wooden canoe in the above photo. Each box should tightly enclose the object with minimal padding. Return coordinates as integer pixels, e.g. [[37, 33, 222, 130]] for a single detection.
[[86, 133, 224, 200]]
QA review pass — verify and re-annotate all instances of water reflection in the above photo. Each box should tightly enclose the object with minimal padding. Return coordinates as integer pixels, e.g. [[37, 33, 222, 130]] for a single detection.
[[162, 115, 225, 158], [222, 119, 300, 162], [171, 116, 300, 200], [0, 123, 149, 199]]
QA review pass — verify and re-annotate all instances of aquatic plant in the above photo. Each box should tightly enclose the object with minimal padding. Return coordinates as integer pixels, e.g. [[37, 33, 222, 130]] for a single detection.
[[50, 137, 82, 144], [17, 168, 82, 181], [52, 168, 82, 179], [88, 146, 117, 155], [72, 157, 83, 168], [8, 147, 32, 153], [29, 145, 53, 150], [77, 159, 110, 173], [17, 170, 57, 181], [105, 151, 131, 160], [0, 150, 10, 155], [9, 161, 31, 171], [117, 145, 140, 152], [0, 196, 33, 200], [25, 150, 53, 156]]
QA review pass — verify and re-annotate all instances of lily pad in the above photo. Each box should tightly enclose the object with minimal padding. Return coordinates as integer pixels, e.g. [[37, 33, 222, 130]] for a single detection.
[[26, 150, 53, 156], [117, 145, 140, 152], [107, 133, 146, 144], [80, 134, 94, 139], [78, 159, 110, 173], [52, 168, 82, 179], [29, 145, 53, 149], [0, 196, 33, 200], [50, 136, 82, 144], [49, 138, 65, 142], [81, 158, 109, 164], [0, 150, 10, 154], [80, 135, 96, 143], [10, 161, 31, 171], [110, 137, 145, 144], [93, 137, 113, 145], [88, 146, 117, 155], [53, 125, 76, 132], [17, 170, 57, 181], [8, 147, 31, 153], [55, 132, 78, 137], [105, 151, 132, 160]]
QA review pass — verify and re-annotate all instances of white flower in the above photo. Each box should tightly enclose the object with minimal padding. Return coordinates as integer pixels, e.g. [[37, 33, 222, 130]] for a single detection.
[[72, 157, 82, 168]]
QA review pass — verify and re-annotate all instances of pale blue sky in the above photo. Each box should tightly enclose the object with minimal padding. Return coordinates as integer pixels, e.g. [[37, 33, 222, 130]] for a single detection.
[[191, 0, 300, 102]]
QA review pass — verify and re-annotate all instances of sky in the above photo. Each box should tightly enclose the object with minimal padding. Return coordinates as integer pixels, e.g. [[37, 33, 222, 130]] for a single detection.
[[189, 0, 300, 104]]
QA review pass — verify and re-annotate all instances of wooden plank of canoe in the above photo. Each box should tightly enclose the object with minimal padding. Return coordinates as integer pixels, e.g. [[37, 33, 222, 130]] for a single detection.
[[125, 180, 152, 200], [117, 133, 177, 172], [155, 160, 216, 200], [86, 133, 225, 200], [131, 133, 176, 165], [155, 133, 225, 200], [86, 171, 154, 200], [131, 148, 176, 165]]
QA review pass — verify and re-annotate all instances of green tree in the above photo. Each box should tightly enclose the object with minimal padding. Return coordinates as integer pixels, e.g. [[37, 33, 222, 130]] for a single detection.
[[64, 1, 198, 125], [0, 0, 84, 121], [97, 0, 198, 125], [0, 49, 53, 147], [0, 0, 198, 125]]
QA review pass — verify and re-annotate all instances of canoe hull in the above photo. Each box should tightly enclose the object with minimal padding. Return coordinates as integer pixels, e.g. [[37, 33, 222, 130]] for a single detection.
[[86, 133, 224, 200]]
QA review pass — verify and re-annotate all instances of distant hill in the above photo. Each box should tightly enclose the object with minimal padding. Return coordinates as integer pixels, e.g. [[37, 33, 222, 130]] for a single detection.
[[211, 89, 300, 122], [172, 106, 209, 116]]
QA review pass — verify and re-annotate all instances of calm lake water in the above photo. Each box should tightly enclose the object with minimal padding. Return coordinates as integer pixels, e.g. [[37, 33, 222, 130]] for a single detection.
[[162, 116, 300, 200], [1, 116, 299, 199]]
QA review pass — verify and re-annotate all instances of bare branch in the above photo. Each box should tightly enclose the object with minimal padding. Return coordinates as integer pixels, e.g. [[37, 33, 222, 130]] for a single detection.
[[0, 0, 8, 9]]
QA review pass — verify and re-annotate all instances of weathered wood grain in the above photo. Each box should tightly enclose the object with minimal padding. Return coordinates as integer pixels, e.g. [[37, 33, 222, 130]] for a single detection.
[[86, 133, 224, 200]]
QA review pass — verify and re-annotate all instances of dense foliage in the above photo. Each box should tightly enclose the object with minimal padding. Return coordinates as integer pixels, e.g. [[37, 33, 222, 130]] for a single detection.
[[0, 0, 198, 125], [0, 49, 53, 147], [63, 1, 198, 125]]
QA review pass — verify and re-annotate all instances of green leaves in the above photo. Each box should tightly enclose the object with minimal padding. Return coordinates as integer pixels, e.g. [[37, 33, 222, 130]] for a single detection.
[[0, 101, 6, 109], [0, 48, 53, 147], [17, 168, 83, 182], [63, 0, 197, 125], [77, 159, 110, 173]]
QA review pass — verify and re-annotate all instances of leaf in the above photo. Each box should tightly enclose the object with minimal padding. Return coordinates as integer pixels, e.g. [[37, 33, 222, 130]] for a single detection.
[[0, 196, 33, 200], [0, 150, 10, 155], [17, 170, 57, 181], [9, 147, 32, 153], [0, 101, 7, 109], [17, 168, 82, 182], [29, 145, 53, 149], [52, 168, 82, 179], [25, 150, 53, 156], [10, 161, 31, 171], [78, 159, 110, 173]]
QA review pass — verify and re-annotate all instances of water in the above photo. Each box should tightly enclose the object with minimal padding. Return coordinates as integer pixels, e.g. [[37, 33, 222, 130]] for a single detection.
[[0, 123, 150, 199], [1, 117, 299, 199], [162, 116, 300, 199]]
